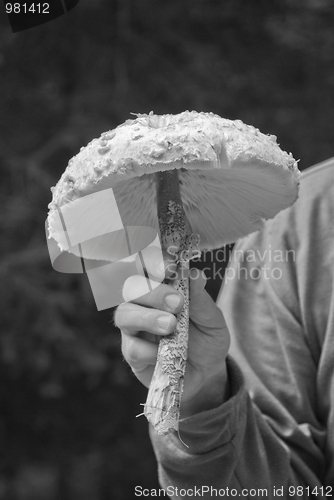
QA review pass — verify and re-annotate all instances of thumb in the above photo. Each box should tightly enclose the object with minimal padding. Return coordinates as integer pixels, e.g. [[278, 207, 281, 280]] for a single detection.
[[189, 268, 227, 331]]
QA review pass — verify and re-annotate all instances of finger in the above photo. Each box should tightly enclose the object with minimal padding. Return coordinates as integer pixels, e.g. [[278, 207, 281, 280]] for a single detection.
[[122, 275, 184, 314], [121, 332, 158, 373], [189, 268, 227, 331], [135, 246, 178, 281], [114, 301, 177, 337]]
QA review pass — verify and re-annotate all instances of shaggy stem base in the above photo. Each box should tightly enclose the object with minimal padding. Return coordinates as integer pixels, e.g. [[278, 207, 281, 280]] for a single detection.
[[143, 169, 199, 435]]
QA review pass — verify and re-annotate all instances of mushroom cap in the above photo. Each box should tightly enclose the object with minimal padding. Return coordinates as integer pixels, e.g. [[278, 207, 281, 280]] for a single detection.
[[47, 111, 300, 259]]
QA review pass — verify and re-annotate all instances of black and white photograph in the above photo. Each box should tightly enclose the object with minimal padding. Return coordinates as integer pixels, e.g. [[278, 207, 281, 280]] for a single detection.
[[0, 1, 334, 498]]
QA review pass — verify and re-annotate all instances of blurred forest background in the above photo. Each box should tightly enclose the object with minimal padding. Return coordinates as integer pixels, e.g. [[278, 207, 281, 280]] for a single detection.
[[0, 0, 334, 498]]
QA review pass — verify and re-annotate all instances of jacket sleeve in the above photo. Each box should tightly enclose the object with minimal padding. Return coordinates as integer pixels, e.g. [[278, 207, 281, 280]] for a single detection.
[[149, 161, 334, 499]]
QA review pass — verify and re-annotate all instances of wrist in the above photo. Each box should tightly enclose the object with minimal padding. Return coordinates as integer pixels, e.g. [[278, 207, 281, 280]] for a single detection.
[[180, 367, 230, 419]]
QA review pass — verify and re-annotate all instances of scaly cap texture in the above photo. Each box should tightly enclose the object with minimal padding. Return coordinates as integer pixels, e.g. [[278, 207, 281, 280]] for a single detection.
[[48, 111, 300, 254]]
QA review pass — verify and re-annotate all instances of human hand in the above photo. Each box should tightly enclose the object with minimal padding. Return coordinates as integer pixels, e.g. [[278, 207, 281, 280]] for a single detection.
[[114, 248, 231, 418]]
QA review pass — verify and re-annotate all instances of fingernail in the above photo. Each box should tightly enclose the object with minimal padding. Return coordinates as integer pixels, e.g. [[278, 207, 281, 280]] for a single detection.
[[165, 294, 181, 311], [156, 316, 171, 330]]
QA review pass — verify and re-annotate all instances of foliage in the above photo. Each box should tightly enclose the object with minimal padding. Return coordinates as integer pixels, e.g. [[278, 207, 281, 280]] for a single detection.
[[0, 0, 334, 498]]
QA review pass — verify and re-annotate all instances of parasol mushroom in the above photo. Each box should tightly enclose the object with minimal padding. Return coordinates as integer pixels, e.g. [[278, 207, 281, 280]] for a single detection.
[[47, 110, 300, 436]]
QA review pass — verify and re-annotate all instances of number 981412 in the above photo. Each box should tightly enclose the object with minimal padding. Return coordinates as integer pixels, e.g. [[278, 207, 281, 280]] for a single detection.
[[6, 3, 50, 14], [289, 485, 333, 496]]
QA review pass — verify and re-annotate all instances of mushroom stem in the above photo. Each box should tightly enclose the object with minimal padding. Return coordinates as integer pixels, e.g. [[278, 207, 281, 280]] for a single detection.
[[143, 169, 200, 435]]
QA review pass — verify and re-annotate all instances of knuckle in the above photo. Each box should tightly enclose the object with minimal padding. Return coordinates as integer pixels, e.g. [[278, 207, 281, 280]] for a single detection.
[[141, 310, 156, 331], [117, 302, 128, 314], [113, 302, 128, 327], [122, 337, 139, 367]]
